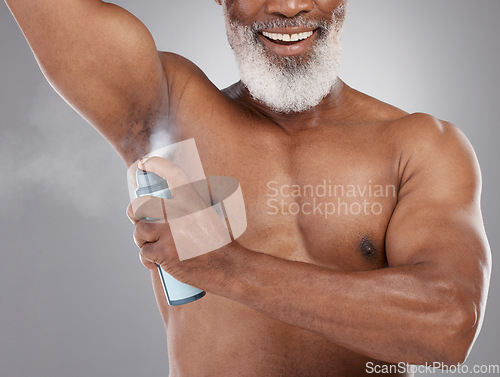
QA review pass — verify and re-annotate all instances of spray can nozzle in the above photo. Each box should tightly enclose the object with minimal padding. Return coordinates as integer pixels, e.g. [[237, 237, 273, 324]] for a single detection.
[[135, 168, 172, 199]]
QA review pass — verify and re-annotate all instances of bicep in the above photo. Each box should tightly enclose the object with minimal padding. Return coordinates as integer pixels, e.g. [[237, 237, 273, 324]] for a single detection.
[[385, 117, 490, 289], [7, 0, 168, 162]]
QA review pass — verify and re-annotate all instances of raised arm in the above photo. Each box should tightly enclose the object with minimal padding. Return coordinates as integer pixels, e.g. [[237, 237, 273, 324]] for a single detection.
[[5, 0, 168, 164]]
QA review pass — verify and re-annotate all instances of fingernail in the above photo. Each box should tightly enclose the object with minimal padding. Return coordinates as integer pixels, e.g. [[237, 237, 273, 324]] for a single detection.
[[138, 157, 149, 169]]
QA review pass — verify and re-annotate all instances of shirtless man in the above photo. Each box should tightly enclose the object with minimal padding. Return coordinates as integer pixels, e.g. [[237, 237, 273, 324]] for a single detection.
[[5, 0, 491, 376]]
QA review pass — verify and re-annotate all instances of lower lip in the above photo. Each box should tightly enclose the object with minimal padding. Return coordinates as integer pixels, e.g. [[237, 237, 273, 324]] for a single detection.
[[257, 31, 317, 57]]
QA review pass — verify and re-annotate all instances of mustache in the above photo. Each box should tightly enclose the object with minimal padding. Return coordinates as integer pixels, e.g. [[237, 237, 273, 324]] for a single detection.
[[251, 16, 329, 33], [250, 4, 347, 36], [249, 4, 347, 33]]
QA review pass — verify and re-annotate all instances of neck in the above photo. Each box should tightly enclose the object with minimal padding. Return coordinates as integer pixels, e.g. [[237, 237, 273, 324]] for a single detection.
[[228, 79, 354, 134]]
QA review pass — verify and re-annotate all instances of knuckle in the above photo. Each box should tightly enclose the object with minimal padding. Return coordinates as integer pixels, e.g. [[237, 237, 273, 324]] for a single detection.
[[141, 242, 161, 264], [141, 242, 155, 256], [133, 222, 158, 247], [133, 229, 144, 248], [136, 221, 156, 237]]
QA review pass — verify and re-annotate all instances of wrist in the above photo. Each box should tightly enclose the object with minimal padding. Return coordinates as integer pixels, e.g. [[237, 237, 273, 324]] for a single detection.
[[199, 241, 249, 298]]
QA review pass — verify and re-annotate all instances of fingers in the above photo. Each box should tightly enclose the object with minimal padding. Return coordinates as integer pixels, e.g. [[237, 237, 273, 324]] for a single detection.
[[139, 241, 163, 267], [126, 202, 139, 225], [138, 156, 192, 195], [128, 195, 166, 224], [139, 234, 178, 272], [139, 252, 157, 270], [133, 221, 162, 248], [129, 155, 213, 271], [133, 220, 177, 270]]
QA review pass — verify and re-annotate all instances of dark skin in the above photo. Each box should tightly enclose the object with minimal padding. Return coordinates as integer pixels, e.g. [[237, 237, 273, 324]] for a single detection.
[[6, 0, 491, 376]]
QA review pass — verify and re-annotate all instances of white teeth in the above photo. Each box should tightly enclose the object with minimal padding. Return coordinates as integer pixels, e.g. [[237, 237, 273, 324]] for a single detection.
[[262, 31, 314, 42]]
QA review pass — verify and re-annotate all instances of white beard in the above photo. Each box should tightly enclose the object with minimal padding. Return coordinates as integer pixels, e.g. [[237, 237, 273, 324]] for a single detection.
[[224, 6, 346, 114]]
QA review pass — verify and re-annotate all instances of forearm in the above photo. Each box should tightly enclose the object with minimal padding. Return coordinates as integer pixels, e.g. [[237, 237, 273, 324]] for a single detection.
[[197, 244, 477, 365]]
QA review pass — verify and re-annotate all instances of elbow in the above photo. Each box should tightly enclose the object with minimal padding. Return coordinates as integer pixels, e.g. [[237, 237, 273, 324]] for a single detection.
[[431, 283, 480, 367], [439, 340, 472, 367], [442, 310, 476, 366]]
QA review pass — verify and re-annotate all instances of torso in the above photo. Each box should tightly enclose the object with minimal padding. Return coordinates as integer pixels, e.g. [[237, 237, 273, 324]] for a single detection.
[[142, 54, 415, 377]]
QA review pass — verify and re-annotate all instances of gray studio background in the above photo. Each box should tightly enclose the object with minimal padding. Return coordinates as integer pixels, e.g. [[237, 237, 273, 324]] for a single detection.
[[1, 1, 499, 376]]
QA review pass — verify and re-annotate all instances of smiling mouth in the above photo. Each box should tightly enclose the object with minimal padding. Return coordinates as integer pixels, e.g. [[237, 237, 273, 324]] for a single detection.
[[261, 30, 315, 45]]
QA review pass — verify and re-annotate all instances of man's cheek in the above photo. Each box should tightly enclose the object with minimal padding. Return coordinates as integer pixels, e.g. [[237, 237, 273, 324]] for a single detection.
[[315, 0, 346, 15]]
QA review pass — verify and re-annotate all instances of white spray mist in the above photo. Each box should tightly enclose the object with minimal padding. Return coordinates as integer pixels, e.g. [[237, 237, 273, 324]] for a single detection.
[[147, 127, 174, 158], [0, 82, 125, 218]]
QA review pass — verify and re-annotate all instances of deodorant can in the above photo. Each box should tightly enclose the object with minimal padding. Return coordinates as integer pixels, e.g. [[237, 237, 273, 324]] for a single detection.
[[135, 168, 206, 306]]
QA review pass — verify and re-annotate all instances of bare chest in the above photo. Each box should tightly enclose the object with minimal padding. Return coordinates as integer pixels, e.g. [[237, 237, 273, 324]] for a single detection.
[[179, 119, 399, 271]]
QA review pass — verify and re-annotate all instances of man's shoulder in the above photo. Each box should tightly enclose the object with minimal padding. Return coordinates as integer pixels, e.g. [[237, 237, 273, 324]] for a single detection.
[[348, 88, 463, 143], [388, 112, 471, 154], [390, 112, 480, 190], [350, 89, 479, 176]]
